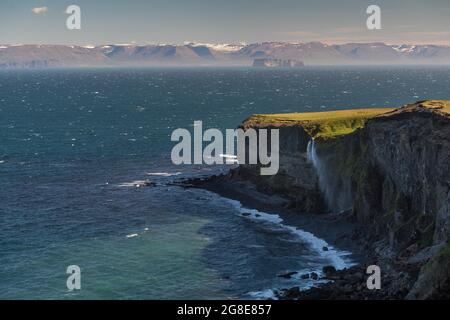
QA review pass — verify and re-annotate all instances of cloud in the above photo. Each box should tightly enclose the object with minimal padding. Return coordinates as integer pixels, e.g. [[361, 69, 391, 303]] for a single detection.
[[32, 7, 48, 14]]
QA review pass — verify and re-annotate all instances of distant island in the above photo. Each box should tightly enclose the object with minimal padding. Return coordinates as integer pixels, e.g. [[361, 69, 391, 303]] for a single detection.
[[252, 58, 304, 68]]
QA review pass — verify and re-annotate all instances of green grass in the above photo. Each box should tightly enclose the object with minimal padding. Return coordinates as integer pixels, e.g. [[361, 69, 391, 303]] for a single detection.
[[419, 100, 450, 113], [243, 100, 450, 140], [245, 108, 394, 139]]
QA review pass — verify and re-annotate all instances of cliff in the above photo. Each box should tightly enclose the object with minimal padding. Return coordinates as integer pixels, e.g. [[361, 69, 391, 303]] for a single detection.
[[238, 107, 394, 213], [236, 100, 450, 299]]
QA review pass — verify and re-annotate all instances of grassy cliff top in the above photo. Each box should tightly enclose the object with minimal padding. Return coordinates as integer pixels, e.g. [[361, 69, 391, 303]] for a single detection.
[[243, 100, 450, 140], [243, 108, 394, 139], [383, 100, 450, 117], [417, 100, 450, 112]]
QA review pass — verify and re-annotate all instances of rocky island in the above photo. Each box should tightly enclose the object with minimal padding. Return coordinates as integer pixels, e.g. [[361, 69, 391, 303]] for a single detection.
[[192, 100, 450, 299]]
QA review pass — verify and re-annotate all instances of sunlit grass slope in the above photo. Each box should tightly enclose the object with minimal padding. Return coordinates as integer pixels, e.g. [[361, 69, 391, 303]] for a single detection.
[[243, 100, 450, 140], [245, 108, 394, 139]]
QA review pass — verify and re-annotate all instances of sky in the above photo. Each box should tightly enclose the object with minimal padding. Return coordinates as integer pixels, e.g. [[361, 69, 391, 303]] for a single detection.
[[1, 0, 450, 45]]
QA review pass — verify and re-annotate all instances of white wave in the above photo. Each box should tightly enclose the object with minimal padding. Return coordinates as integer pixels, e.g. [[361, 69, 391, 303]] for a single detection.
[[0, 160, 4, 164], [146, 172, 181, 177], [286, 226, 352, 270], [247, 289, 278, 300], [226, 198, 354, 270], [126, 233, 138, 238], [117, 180, 150, 187], [248, 273, 330, 299], [222, 197, 355, 299]]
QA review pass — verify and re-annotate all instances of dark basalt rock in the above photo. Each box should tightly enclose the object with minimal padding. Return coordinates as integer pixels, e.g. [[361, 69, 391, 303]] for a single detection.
[[283, 286, 301, 299], [322, 265, 337, 276], [240, 101, 450, 299], [310, 272, 319, 280]]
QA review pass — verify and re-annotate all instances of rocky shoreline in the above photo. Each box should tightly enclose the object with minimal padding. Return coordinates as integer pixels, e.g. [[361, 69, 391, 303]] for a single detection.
[[183, 101, 450, 299], [184, 173, 414, 300]]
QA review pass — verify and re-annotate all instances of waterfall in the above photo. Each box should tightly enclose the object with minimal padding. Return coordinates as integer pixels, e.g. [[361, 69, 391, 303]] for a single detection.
[[307, 138, 352, 213], [307, 139, 330, 207], [306, 139, 319, 168]]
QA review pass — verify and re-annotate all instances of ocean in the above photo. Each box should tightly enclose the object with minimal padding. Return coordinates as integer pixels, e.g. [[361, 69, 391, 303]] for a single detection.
[[1, 66, 450, 299]]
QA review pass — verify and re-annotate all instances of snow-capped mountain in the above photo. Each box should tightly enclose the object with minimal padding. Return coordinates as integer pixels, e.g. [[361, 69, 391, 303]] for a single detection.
[[1, 42, 450, 68], [184, 42, 246, 52]]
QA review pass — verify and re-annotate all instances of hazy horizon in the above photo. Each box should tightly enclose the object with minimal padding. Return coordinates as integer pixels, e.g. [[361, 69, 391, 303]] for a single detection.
[[1, 41, 450, 47]]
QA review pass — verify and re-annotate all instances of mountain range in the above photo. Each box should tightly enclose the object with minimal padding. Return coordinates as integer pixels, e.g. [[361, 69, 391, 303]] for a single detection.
[[1, 42, 450, 68]]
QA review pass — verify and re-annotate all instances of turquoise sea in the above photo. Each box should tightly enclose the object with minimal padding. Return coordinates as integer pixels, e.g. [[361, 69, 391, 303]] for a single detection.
[[1, 67, 450, 299]]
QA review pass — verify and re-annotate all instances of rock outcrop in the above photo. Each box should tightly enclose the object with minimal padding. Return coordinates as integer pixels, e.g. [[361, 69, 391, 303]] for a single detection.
[[233, 100, 450, 299]]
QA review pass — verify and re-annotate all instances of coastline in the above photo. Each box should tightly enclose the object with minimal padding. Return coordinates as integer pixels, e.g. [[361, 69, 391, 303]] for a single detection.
[[187, 174, 362, 257], [182, 172, 420, 300], [182, 173, 380, 299], [177, 100, 450, 299]]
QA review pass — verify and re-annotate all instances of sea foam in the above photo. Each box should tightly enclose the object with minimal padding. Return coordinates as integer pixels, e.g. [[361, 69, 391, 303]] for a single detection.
[[225, 198, 353, 270], [146, 172, 181, 177], [222, 196, 355, 299]]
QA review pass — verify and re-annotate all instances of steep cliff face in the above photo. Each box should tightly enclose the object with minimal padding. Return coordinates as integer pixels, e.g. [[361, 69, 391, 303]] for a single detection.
[[236, 124, 326, 213], [348, 103, 450, 248], [237, 107, 394, 214], [346, 102, 450, 299], [236, 100, 450, 299]]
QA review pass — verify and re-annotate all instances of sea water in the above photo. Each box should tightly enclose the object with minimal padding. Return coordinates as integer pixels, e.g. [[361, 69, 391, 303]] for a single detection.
[[1, 66, 450, 299]]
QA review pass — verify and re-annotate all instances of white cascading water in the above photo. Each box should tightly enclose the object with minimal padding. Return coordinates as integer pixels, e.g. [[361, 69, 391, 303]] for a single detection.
[[307, 138, 350, 213], [307, 139, 330, 207], [306, 139, 318, 168]]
